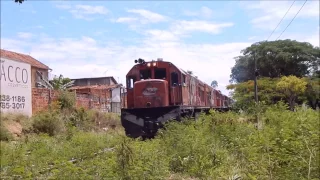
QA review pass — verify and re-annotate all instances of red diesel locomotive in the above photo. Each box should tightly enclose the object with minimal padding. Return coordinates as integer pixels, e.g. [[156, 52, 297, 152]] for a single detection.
[[121, 58, 233, 138]]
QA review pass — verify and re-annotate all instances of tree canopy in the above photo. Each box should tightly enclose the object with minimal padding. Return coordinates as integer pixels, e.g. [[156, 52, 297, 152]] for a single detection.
[[14, 0, 24, 4], [50, 75, 74, 90], [276, 75, 307, 110], [211, 80, 218, 88], [230, 40, 320, 83]]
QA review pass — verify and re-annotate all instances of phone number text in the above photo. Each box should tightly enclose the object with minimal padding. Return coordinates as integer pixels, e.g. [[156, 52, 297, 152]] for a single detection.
[[0, 95, 26, 102], [1, 102, 25, 109]]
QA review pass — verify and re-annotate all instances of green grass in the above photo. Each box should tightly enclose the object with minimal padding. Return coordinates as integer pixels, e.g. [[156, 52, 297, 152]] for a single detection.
[[1, 103, 319, 179]]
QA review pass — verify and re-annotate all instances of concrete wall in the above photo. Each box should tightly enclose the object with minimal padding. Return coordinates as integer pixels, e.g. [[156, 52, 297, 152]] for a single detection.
[[111, 87, 121, 113]]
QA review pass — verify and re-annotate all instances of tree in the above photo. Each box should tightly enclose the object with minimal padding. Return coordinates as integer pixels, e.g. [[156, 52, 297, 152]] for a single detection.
[[36, 72, 74, 90], [50, 75, 74, 90], [14, 0, 24, 4], [230, 40, 320, 83], [276, 75, 307, 110], [304, 77, 320, 109], [187, 70, 193, 75], [227, 77, 284, 109], [211, 80, 218, 88]]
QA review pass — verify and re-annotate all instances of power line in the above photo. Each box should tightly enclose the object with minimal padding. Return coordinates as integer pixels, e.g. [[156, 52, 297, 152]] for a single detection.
[[267, 0, 296, 41], [276, 0, 308, 40]]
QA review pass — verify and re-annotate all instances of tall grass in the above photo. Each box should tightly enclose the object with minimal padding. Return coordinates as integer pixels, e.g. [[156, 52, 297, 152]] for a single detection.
[[1, 103, 319, 179]]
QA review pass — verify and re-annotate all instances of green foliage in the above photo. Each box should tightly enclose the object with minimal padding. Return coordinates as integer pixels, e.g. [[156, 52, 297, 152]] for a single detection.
[[14, 0, 24, 4], [208, 104, 319, 179], [30, 106, 121, 137], [230, 40, 320, 83], [304, 76, 320, 109], [1, 104, 319, 179], [57, 90, 76, 110], [227, 77, 283, 109], [0, 124, 13, 141], [276, 75, 307, 110], [114, 136, 170, 179], [211, 80, 218, 88], [228, 76, 318, 110], [50, 75, 73, 90], [31, 110, 64, 136], [0, 113, 31, 141]]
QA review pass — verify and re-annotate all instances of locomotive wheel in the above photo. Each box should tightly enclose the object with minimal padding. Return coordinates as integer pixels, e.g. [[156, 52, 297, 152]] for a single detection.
[[125, 129, 142, 139]]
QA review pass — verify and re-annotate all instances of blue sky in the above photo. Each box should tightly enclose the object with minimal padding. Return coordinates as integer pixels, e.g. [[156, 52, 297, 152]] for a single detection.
[[1, 0, 319, 95]]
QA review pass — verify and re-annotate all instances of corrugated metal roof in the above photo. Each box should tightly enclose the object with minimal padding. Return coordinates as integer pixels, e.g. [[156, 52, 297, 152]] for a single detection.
[[71, 76, 118, 84], [0, 49, 51, 70], [69, 84, 122, 90]]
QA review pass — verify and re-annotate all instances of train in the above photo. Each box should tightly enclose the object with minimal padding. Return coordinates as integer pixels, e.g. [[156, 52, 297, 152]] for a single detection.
[[121, 58, 233, 138]]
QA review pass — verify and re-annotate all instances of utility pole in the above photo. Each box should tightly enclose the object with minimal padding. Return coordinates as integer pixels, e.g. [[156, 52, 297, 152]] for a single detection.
[[254, 51, 258, 103]]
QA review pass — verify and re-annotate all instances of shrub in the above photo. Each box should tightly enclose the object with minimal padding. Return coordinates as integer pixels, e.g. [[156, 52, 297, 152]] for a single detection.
[[57, 90, 75, 110], [0, 113, 29, 123], [86, 110, 121, 130], [0, 113, 31, 140], [31, 110, 65, 136], [114, 135, 170, 179], [1, 104, 318, 179], [0, 124, 12, 141]]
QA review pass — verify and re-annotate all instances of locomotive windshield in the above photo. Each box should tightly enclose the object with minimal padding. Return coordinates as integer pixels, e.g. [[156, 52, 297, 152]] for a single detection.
[[155, 68, 166, 80], [140, 69, 151, 79]]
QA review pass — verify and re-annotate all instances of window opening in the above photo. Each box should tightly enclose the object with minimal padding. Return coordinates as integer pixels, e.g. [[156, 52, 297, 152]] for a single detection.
[[127, 76, 136, 89], [155, 68, 166, 79], [140, 69, 151, 80], [171, 72, 178, 86]]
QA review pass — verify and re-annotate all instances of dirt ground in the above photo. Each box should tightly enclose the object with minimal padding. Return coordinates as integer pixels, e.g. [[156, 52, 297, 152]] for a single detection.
[[3, 120, 23, 139]]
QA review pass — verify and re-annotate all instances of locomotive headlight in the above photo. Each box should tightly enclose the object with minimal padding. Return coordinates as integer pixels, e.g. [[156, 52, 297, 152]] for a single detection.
[[147, 63, 151, 67], [152, 62, 157, 66]]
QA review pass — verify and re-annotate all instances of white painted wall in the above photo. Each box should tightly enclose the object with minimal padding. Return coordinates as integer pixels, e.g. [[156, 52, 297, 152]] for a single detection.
[[0, 58, 32, 117], [111, 87, 121, 103]]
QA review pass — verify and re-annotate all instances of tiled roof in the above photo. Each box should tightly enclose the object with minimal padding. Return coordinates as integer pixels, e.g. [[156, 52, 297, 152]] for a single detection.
[[0, 49, 51, 70]]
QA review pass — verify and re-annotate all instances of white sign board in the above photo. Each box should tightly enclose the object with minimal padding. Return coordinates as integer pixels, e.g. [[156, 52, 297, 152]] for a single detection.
[[0, 58, 32, 117]]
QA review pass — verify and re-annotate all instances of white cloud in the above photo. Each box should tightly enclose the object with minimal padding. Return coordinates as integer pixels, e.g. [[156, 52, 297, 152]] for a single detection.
[[171, 20, 234, 34], [127, 9, 167, 23], [115, 9, 233, 37], [0, 33, 250, 95], [145, 30, 179, 41], [243, 1, 319, 30], [1, 38, 31, 54], [73, 5, 108, 15], [1, 25, 317, 96], [183, 6, 213, 18], [115, 9, 167, 25], [114, 17, 138, 23], [248, 36, 257, 40], [17, 32, 33, 39], [275, 27, 319, 47], [55, 4, 71, 9], [56, 4, 108, 20]]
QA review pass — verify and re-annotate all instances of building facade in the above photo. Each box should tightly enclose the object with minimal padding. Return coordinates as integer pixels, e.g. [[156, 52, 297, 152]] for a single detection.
[[69, 83, 125, 113], [71, 76, 117, 87], [0, 49, 51, 88]]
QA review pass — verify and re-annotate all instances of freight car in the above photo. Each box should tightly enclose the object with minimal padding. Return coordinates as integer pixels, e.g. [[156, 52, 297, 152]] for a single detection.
[[121, 58, 233, 138]]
